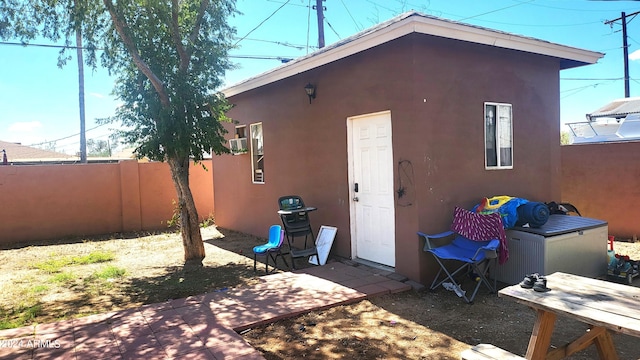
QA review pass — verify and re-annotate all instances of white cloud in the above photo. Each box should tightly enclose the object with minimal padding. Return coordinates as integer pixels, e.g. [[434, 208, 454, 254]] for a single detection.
[[90, 92, 105, 99], [629, 50, 640, 61], [8, 121, 42, 132]]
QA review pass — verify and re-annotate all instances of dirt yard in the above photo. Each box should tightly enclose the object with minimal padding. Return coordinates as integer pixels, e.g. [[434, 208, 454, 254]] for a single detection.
[[245, 240, 640, 360], [1, 228, 639, 359]]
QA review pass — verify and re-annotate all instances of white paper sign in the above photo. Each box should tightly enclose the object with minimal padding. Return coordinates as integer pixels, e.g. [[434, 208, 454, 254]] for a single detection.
[[309, 225, 337, 265]]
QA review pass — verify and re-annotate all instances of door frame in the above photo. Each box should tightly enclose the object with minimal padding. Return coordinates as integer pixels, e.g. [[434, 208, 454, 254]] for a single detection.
[[346, 110, 395, 265]]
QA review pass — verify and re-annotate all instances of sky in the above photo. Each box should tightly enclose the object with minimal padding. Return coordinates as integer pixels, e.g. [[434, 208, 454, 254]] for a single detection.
[[2, 0, 640, 155]]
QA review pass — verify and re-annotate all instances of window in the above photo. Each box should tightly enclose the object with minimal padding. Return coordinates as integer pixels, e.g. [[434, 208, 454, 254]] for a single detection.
[[484, 102, 513, 169], [228, 125, 247, 155], [235, 125, 246, 139], [250, 123, 264, 183]]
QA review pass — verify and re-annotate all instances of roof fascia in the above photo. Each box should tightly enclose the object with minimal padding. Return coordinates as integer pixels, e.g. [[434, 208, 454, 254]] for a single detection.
[[223, 21, 414, 97], [223, 15, 603, 97]]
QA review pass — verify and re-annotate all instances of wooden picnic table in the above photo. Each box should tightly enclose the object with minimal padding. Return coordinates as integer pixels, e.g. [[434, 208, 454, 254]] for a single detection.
[[498, 272, 640, 360]]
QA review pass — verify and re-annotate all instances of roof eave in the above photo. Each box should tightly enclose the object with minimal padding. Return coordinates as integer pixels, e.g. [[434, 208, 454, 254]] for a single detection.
[[222, 13, 603, 97]]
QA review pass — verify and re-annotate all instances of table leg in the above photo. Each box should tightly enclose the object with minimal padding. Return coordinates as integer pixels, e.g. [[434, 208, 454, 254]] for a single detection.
[[526, 309, 557, 360], [593, 327, 619, 360], [546, 326, 609, 359]]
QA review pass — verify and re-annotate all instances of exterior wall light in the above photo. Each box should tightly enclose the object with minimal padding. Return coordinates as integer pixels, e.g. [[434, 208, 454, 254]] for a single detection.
[[304, 83, 316, 104]]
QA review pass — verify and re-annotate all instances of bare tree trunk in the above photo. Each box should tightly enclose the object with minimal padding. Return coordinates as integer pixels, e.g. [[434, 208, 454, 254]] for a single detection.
[[168, 155, 205, 268]]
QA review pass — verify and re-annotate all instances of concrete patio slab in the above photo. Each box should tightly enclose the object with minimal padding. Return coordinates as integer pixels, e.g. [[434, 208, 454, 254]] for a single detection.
[[0, 261, 412, 359]]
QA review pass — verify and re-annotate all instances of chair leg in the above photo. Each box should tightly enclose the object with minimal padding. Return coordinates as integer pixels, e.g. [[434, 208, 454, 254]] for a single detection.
[[430, 257, 475, 303], [467, 259, 497, 303], [280, 253, 290, 270], [267, 252, 287, 273], [253, 253, 257, 273]]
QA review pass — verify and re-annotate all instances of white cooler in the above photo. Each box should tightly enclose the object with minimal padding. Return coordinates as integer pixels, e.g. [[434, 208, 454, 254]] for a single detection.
[[494, 215, 608, 285]]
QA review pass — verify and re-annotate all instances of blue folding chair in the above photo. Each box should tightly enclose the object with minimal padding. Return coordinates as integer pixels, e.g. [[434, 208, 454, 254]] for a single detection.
[[418, 230, 500, 304], [253, 225, 289, 274]]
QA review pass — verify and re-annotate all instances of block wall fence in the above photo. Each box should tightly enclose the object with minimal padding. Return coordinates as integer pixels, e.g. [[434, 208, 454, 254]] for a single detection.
[[0, 160, 214, 246], [1, 144, 639, 247], [561, 141, 640, 240]]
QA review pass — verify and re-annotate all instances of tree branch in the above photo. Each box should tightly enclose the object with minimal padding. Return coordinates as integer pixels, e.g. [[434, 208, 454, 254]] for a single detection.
[[170, 0, 209, 73], [170, 0, 189, 72], [188, 0, 209, 50], [103, 0, 171, 107]]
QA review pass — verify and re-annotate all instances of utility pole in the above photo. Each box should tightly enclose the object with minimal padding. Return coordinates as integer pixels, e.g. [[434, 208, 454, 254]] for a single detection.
[[622, 12, 630, 98], [314, 0, 325, 48], [605, 11, 640, 98]]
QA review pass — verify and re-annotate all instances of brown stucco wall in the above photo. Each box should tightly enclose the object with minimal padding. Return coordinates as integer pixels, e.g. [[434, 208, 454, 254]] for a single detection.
[[0, 160, 213, 246], [561, 141, 640, 239], [214, 33, 565, 285]]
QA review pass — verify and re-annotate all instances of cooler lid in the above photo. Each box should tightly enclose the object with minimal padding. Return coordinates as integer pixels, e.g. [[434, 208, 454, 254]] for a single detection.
[[511, 215, 607, 236]]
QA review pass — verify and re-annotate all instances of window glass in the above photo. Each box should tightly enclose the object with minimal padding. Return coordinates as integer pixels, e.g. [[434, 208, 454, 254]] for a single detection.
[[485, 103, 513, 169], [250, 123, 264, 183]]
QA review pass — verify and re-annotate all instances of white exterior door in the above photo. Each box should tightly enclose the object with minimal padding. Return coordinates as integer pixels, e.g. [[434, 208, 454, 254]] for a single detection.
[[348, 111, 395, 267]]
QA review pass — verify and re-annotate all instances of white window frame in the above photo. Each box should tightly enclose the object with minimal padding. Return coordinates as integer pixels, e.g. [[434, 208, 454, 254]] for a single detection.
[[250, 122, 264, 184], [484, 102, 513, 170]]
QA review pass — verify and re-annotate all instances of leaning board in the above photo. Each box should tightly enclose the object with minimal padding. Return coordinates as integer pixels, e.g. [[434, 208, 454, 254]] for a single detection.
[[309, 226, 337, 265]]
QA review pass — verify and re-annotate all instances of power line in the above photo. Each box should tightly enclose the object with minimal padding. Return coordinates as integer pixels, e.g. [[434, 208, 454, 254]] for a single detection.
[[340, 0, 362, 32], [560, 80, 618, 99], [458, 0, 534, 21], [266, 0, 306, 7], [514, 0, 640, 12], [1, 40, 296, 61], [26, 123, 109, 147], [324, 16, 341, 39], [234, 0, 291, 46], [561, 77, 624, 81], [242, 37, 316, 50], [467, 18, 602, 28], [0, 40, 102, 50], [230, 54, 295, 62]]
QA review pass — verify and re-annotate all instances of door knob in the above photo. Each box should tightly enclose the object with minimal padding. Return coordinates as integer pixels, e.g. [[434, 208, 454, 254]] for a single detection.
[[353, 197, 359, 202]]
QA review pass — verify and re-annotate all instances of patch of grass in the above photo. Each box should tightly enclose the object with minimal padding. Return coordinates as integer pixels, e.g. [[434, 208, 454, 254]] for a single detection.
[[33, 250, 115, 273], [0, 303, 42, 330], [82, 266, 126, 295], [51, 272, 76, 283], [72, 251, 115, 265], [34, 257, 70, 273], [200, 213, 215, 228], [28, 284, 50, 293], [0, 227, 261, 331], [94, 265, 126, 280]]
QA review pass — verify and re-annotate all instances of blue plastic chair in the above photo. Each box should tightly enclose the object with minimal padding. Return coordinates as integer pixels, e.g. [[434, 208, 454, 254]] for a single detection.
[[418, 230, 500, 303], [253, 225, 289, 274]]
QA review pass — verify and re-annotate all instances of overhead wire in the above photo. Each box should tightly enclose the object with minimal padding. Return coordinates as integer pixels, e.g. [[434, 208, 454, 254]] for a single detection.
[[324, 16, 341, 39], [560, 80, 620, 99], [340, 0, 363, 31], [234, 0, 291, 46], [512, 0, 639, 12], [241, 37, 315, 50], [458, 0, 534, 22], [26, 123, 109, 147], [1, 40, 296, 61]]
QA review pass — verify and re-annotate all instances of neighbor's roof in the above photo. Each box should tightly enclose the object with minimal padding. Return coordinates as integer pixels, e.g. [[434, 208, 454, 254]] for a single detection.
[[0, 140, 73, 162], [223, 11, 604, 97], [586, 97, 640, 121]]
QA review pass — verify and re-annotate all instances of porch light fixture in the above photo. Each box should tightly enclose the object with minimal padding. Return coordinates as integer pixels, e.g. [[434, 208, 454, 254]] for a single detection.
[[304, 83, 316, 103]]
